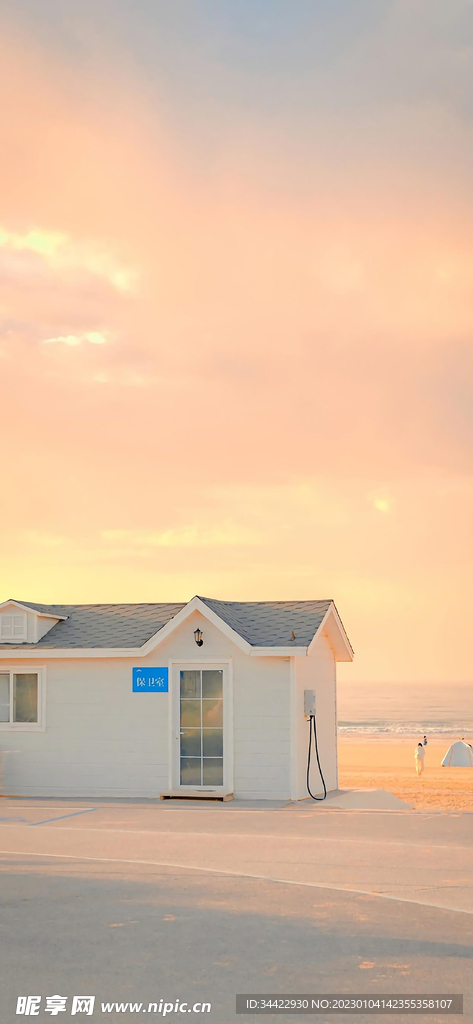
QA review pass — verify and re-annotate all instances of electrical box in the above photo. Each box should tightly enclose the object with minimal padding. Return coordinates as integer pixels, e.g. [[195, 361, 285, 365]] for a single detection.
[[304, 689, 316, 717]]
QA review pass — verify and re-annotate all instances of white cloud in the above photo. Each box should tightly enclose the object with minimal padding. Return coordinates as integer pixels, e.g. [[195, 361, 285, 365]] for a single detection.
[[84, 332, 107, 344], [43, 331, 108, 346], [0, 227, 137, 293]]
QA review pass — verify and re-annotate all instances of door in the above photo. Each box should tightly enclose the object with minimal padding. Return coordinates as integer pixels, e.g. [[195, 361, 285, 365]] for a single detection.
[[178, 668, 225, 788]]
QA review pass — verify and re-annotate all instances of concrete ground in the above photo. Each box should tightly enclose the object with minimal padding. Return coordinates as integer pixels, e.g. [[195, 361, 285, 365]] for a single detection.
[[0, 798, 471, 1023]]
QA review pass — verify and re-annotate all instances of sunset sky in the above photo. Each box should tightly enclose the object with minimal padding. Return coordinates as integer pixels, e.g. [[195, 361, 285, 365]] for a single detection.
[[2, 1, 473, 682]]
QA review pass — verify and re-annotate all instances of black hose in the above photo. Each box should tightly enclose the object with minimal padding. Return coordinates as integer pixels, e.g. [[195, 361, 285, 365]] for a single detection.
[[306, 714, 327, 801]]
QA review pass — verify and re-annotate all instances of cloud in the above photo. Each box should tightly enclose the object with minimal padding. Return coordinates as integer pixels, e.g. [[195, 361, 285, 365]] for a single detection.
[[1, 7, 473, 681], [43, 331, 108, 346], [0, 227, 66, 258], [0, 226, 137, 293]]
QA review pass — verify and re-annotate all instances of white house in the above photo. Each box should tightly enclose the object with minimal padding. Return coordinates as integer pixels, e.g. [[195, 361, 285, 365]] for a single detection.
[[0, 596, 353, 801]]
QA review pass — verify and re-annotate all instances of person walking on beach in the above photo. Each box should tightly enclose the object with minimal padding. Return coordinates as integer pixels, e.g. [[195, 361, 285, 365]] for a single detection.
[[415, 742, 425, 776]]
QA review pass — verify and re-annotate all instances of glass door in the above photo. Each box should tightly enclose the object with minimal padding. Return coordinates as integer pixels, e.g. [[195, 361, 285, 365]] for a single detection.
[[179, 669, 224, 787]]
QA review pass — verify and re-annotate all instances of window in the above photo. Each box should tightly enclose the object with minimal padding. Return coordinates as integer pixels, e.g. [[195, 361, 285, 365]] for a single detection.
[[0, 669, 44, 728], [0, 613, 27, 641]]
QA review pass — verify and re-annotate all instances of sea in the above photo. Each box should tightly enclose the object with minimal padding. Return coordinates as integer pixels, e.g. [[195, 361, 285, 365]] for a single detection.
[[337, 680, 473, 741]]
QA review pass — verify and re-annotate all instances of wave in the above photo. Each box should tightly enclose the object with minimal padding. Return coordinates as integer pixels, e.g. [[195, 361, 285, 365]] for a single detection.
[[338, 720, 473, 736]]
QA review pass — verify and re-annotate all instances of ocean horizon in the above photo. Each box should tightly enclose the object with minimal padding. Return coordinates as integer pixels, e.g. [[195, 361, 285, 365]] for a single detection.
[[337, 680, 473, 740]]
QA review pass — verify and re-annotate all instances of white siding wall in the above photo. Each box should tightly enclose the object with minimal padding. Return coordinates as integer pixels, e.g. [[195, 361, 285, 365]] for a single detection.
[[294, 634, 338, 800], [0, 656, 170, 798], [0, 612, 293, 800], [232, 655, 291, 800], [25, 609, 37, 643], [36, 615, 62, 642]]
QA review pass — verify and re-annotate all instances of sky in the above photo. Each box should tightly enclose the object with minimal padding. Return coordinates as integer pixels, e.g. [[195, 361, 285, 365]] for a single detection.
[[1, 1, 473, 683]]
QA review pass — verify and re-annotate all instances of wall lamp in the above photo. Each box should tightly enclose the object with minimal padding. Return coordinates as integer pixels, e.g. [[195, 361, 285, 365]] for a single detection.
[[194, 627, 203, 647]]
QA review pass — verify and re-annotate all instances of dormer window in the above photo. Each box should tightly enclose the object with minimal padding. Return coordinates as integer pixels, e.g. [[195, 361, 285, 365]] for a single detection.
[[0, 613, 27, 641]]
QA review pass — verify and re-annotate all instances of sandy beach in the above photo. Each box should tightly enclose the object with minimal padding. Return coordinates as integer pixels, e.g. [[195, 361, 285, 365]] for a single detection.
[[338, 738, 473, 811]]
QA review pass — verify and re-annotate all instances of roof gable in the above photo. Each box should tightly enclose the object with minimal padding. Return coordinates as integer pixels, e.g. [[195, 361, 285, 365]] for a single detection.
[[0, 599, 66, 620]]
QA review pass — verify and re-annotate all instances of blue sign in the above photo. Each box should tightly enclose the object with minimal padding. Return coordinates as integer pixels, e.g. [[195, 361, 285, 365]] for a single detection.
[[132, 667, 168, 693]]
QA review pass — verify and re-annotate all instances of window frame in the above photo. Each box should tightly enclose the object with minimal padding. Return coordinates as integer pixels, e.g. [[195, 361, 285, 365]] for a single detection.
[[170, 660, 233, 794], [0, 666, 46, 731], [179, 668, 224, 786], [0, 612, 28, 642]]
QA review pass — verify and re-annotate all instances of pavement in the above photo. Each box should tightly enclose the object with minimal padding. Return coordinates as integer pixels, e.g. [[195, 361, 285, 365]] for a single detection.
[[305, 789, 413, 810], [0, 798, 471, 1023]]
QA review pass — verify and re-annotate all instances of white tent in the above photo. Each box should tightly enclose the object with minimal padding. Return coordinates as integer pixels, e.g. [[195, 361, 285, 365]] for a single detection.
[[441, 740, 473, 767]]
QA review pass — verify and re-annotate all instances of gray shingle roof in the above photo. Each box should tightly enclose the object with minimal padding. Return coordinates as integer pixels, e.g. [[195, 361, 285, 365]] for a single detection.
[[1, 602, 186, 649], [197, 597, 332, 647], [0, 597, 332, 650]]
